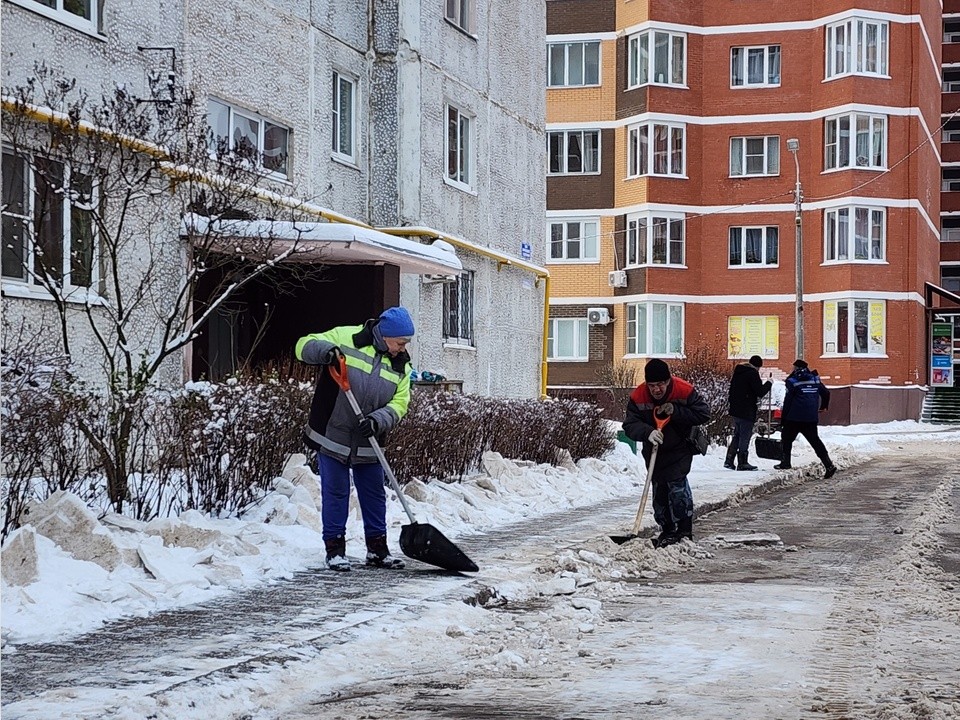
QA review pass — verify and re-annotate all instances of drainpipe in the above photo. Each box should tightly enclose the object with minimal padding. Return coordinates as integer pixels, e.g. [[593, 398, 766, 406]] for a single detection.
[[379, 226, 551, 398]]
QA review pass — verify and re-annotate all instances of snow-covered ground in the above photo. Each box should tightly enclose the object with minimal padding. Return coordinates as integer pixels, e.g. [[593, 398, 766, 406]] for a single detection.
[[3, 420, 957, 648]]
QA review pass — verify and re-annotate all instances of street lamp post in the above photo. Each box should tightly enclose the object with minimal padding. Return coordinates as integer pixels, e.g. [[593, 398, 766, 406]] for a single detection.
[[786, 138, 804, 359]]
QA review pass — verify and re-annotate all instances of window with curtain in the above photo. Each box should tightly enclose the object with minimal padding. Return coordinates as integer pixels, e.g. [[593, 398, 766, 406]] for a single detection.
[[547, 41, 601, 87], [826, 18, 889, 79], [730, 45, 780, 87], [625, 214, 684, 266], [824, 207, 885, 261], [825, 113, 885, 170], [445, 0, 474, 33], [208, 98, 290, 178], [548, 219, 599, 262], [548, 318, 589, 360], [728, 226, 779, 267], [823, 299, 885, 355], [626, 302, 683, 355], [730, 136, 779, 176], [627, 122, 685, 177], [627, 30, 686, 88], [547, 130, 600, 174], [1, 150, 97, 288]]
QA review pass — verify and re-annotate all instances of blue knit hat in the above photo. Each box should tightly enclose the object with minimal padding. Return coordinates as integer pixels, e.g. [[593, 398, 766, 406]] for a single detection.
[[378, 306, 415, 338]]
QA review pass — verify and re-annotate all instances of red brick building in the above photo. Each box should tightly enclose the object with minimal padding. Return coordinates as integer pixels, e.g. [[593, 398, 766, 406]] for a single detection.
[[546, 0, 943, 422]]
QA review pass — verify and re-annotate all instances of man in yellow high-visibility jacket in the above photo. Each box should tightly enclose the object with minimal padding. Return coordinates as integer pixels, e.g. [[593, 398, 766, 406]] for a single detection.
[[296, 306, 414, 571]]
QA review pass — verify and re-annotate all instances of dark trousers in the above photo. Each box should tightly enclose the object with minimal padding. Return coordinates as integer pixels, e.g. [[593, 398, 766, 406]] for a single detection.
[[316, 453, 387, 540], [729, 417, 755, 456], [780, 420, 832, 467], [652, 476, 693, 532]]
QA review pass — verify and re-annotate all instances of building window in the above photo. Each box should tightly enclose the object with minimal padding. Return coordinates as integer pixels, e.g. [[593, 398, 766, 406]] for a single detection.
[[942, 266, 960, 293], [945, 69, 960, 93], [625, 214, 684, 266], [442, 271, 474, 345], [548, 130, 599, 174], [548, 318, 589, 360], [332, 72, 357, 162], [728, 316, 780, 359], [2, 151, 97, 288], [824, 207, 885, 262], [947, 21, 960, 44], [627, 30, 686, 88], [730, 45, 780, 87], [942, 217, 960, 242], [730, 136, 780, 177], [824, 113, 885, 170], [823, 299, 886, 356], [626, 302, 684, 356], [548, 219, 599, 262], [18, 0, 100, 33], [627, 122, 685, 177], [445, 104, 473, 189], [444, 0, 473, 34], [207, 98, 290, 178], [943, 168, 960, 191], [825, 18, 888, 79], [547, 41, 601, 87], [944, 119, 960, 144], [729, 226, 779, 267]]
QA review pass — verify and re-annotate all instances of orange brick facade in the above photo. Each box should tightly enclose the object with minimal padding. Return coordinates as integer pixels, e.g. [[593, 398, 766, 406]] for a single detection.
[[545, 0, 943, 422]]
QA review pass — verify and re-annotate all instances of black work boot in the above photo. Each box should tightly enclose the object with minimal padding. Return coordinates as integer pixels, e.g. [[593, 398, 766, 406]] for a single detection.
[[736, 452, 758, 471], [652, 525, 678, 549], [676, 517, 693, 542], [365, 535, 405, 569], [324, 535, 351, 572], [723, 444, 736, 470], [824, 463, 837, 479]]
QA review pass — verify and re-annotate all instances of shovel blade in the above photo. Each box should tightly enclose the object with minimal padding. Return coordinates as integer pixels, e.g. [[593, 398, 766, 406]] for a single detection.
[[609, 534, 640, 545], [400, 522, 479, 573]]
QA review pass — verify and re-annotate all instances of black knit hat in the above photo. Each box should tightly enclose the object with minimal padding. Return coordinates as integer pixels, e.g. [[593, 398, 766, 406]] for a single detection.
[[644, 358, 671, 383], [749, 355, 763, 368], [793, 359, 808, 370]]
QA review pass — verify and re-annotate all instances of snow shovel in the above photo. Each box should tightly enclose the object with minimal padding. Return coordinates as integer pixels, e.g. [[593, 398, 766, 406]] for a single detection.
[[610, 413, 670, 545], [329, 354, 479, 573]]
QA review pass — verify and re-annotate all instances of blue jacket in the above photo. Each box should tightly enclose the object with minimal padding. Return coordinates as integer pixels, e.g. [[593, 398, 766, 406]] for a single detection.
[[782, 368, 830, 424]]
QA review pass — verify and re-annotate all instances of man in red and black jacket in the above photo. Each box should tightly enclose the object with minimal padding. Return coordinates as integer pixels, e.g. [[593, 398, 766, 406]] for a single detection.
[[623, 359, 711, 548]]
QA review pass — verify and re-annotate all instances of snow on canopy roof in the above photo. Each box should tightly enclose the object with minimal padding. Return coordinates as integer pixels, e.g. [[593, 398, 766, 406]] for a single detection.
[[182, 214, 462, 276]]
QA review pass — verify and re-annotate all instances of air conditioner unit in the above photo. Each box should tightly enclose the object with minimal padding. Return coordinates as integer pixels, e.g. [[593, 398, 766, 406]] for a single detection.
[[587, 307, 612, 326], [608, 270, 627, 288]]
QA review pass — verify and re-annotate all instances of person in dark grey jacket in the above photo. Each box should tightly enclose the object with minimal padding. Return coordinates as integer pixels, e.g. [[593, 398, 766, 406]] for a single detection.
[[724, 355, 772, 471], [774, 359, 837, 478]]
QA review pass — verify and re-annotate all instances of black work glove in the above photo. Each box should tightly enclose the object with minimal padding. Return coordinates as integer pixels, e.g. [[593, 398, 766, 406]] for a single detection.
[[321, 347, 343, 365], [655, 402, 674, 419], [358, 416, 378, 438]]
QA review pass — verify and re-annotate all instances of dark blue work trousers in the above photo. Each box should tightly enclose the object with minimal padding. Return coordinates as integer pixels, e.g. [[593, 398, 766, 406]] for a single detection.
[[316, 453, 387, 541]]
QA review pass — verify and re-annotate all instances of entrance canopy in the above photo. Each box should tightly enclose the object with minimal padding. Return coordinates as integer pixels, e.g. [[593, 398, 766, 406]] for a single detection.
[[182, 214, 462, 276]]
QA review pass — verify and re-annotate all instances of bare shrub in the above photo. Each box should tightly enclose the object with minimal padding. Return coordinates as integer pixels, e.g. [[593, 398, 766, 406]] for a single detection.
[[385, 393, 615, 484]]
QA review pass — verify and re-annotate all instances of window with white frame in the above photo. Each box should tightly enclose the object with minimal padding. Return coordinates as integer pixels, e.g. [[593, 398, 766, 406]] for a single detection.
[[548, 130, 599, 174], [626, 302, 684, 356], [730, 45, 780, 87], [548, 219, 599, 262], [944, 118, 960, 143], [727, 316, 780, 359], [627, 122, 685, 177], [824, 207, 885, 262], [729, 226, 779, 267], [625, 214, 684, 266], [547, 41, 601, 87], [825, 18, 889, 79], [943, 167, 960, 191], [548, 318, 589, 360], [627, 30, 686, 88], [944, 69, 960, 93], [947, 21, 960, 44], [824, 113, 885, 170], [20, 0, 100, 33], [445, 104, 473, 189], [207, 98, 290, 178], [942, 217, 960, 242], [444, 0, 474, 34], [442, 271, 474, 345], [823, 299, 886, 355], [332, 72, 357, 162], [2, 151, 97, 288], [730, 136, 780, 177]]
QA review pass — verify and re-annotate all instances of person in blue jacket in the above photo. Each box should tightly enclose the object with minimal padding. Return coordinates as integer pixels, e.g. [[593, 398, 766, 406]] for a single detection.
[[295, 306, 415, 571], [774, 359, 837, 478]]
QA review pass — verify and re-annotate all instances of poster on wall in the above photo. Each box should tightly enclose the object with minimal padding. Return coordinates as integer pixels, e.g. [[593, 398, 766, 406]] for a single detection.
[[728, 316, 779, 359], [931, 322, 954, 388]]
